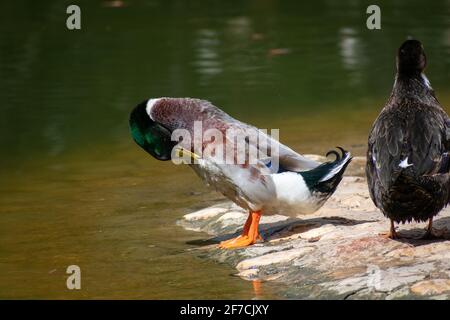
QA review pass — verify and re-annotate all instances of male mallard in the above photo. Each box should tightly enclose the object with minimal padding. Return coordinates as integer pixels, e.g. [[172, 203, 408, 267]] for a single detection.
[[366, 39, 450, 239], [130, 98, 352, 248]]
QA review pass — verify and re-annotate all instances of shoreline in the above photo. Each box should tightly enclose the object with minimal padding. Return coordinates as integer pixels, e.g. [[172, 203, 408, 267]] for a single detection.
[[178, 156, 450, 299]]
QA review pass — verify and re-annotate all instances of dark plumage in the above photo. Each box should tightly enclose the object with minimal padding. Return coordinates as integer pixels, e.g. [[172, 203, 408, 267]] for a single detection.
[[366, 39, 450, 239]]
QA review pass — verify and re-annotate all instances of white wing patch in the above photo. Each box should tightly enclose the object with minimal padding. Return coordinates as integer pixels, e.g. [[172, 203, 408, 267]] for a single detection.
[[399, 157, 413, 168]]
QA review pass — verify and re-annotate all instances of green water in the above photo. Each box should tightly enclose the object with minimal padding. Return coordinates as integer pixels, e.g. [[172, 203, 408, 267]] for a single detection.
[[0, 0, 448, 299]]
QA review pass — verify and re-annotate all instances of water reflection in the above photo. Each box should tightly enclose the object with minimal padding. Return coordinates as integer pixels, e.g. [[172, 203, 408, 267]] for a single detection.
[[445, 27, 450, 48], [227, 16, 252, 38], [339, 27, 359, 70], [1, 0, 448, 166], [339, 27, 363, 85], [43, 118, 65, 156], [193, 29, 222, 80]]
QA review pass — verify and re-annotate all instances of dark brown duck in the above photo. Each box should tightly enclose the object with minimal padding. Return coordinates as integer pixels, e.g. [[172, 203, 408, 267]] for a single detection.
[[366, 39, 450, 239]]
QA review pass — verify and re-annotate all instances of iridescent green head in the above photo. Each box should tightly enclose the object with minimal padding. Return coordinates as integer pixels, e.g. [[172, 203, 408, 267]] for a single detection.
[[129, 100, 176, 161]]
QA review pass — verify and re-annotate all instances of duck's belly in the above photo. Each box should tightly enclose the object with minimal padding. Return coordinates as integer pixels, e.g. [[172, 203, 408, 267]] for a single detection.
[[190, 162, 264, 211], [191, 163, 326, 216]]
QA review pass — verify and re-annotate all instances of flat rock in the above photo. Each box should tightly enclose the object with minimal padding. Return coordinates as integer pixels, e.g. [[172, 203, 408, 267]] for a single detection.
[[179, 160, 450, 299], [410, 279, 450, 296], [184, 207, 229, 221], [237, 247, 315, 271]]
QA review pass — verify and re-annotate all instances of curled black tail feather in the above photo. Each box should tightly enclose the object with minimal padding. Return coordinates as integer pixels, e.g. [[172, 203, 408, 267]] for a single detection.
[[300, 147, 352, 194], [325, 147, 346, 163]]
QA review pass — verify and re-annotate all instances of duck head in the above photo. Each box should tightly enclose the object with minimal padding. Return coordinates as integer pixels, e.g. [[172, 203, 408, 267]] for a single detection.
[[129, 100, 176, 161], [397, 39, 426, 75]]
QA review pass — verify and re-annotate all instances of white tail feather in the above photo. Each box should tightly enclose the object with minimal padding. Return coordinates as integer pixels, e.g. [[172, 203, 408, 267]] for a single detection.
[[319, 152, 352, 182]]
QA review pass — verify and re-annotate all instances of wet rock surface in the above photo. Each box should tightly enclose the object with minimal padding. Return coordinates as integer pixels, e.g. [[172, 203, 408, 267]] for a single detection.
[[178, 159, 450, 299]]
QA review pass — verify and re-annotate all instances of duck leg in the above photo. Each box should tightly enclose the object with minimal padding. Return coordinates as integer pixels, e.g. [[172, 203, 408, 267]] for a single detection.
[[379, 219, 399, 239], [219, 211, 262, 249], [421, 217, 447, 239], [218, 213, 252, 247]]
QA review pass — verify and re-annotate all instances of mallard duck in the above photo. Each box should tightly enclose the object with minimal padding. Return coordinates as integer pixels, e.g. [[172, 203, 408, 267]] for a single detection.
[[366, 39, 450, 239], [130, 98, 352, 248]]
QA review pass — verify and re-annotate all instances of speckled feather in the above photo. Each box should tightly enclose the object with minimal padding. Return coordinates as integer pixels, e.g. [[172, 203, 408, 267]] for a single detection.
[[366, 41, 450, 223]]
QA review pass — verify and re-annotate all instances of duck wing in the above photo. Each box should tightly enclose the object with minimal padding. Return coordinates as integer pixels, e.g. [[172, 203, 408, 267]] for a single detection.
[[368, 102, 450, 192], [149, 98, 320, 172]]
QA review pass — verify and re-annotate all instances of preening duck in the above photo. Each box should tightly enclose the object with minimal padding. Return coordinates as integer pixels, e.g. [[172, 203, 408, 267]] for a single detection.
[[366, 39, 450, 239], [130, 98, 352, 248]]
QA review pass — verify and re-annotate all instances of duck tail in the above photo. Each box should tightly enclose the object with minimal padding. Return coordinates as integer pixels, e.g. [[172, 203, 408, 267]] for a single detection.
[[300, 147, 352, 194]]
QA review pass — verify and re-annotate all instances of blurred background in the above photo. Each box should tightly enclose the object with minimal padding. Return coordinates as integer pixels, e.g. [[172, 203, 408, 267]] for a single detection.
[[0, 0, 448, 299]]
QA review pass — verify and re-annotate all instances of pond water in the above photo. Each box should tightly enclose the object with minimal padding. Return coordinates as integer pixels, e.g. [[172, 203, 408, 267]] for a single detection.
[[0, 0, 449, 298]]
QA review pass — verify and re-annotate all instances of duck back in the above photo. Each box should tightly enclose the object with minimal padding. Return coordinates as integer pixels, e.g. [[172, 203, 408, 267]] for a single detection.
[[367, 88, 450, 223]]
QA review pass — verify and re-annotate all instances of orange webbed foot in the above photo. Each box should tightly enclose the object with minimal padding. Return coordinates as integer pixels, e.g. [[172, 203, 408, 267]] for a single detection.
[[219, 236, 256, 249], [219, 235, 249, 248], [379, 219, 400, 239], [218, 210, 262, 250]]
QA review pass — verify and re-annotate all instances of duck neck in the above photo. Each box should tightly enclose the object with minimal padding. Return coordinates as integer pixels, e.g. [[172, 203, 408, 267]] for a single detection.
[[391, 71, 435, 101]]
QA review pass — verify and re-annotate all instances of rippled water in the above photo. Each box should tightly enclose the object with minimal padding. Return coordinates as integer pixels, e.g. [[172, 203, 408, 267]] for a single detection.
[[0, 0, 449, 299]]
